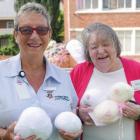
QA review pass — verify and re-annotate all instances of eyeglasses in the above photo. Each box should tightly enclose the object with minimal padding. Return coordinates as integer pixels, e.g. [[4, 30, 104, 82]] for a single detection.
[[16, 26, 50, 36]]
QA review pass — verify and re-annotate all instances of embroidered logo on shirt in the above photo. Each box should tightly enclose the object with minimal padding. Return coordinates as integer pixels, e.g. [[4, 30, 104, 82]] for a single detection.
[[46, 93, 53, 99], [46, 94, 69, 101], [55, 96, 70, 101], [45, 87, 69, 101], [45, 87, 56, 99]]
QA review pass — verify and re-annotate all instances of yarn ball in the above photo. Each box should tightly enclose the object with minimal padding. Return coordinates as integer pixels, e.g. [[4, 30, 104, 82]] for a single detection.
[[109, 82, 134, 102], [90, 100, 121, 125], [54, 112, 82, 133], [14, 107, 53, 140]]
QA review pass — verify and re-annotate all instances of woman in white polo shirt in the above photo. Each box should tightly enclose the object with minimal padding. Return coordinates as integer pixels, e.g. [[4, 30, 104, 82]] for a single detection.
[[0, 2, 82, 140]]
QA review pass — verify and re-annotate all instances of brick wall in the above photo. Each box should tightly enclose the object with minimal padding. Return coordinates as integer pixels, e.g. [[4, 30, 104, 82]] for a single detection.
[[64, 0, 140, 41]]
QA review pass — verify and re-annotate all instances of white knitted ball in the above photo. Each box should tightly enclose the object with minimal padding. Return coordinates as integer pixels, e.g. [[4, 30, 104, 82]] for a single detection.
[[54, 112, 82, 133], [109, 82, 134, 102], [80, 89, 103, 108], [14, 107, 53, 140], [91, 100, 121, 124]]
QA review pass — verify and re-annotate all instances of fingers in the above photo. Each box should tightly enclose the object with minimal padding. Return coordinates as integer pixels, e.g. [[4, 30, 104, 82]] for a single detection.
[[84, 117, 94, 125], [59, 129, 83, 140], [122, 105, 140, 120], [78, 106, 94, 125], [14, 135, 37, 140], [3, 122, 16, 140], [7, 122, 16, 133], [14, 135, 21, 140]]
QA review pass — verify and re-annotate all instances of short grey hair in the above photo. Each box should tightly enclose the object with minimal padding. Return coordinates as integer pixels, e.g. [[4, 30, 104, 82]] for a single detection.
[[14, 2, 51, 29], [81, 22, 121, 62]]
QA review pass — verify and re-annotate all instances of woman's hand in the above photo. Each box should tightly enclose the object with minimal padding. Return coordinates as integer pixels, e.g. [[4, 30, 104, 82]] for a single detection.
[[58, 129, 83, 140], [78, 105, 94, 125], [122, 101, 140, 120], [1, 122, 16, 140], [14, 135, 41, 140]]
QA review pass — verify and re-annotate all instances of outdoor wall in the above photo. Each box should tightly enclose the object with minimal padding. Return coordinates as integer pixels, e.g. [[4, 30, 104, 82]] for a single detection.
[[64, 0, 140, 41], [0, 0, 16, 19]]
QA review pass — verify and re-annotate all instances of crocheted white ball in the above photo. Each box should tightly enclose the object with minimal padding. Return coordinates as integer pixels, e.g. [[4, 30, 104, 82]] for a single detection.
[[14, 107, 53, 140], [92, 100, 121, 125], [54, 112, 82, 133], [80, 89, 103, 108], [109, 82, 134, 102]]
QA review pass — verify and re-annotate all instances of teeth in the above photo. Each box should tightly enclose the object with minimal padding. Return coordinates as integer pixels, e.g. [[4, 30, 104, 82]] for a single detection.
[[98, 56, 108, 59], [30, 44, 39, 46], [28, 45, 40, 48]]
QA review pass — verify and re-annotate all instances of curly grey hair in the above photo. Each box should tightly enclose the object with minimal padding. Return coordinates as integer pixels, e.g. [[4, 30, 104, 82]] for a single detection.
[[14, 2, 51, 29], [81, 22, 121, 62]]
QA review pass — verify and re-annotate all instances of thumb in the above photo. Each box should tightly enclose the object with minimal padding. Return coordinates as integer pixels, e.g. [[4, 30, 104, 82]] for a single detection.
[[14, 135, 21, 140]]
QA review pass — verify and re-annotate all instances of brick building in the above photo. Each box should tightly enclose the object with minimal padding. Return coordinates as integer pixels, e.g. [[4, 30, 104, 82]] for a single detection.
[[63, 0, 140, 60], [0, 0, 15, 35]]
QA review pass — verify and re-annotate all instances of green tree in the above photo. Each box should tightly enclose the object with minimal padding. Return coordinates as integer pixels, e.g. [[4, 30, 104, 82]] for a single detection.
[[0, 34, 19, 55], [14, 0, 64, 42]]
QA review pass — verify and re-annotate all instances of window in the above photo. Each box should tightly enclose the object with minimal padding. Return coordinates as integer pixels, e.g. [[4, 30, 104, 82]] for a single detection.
[[6, 21, 14, 28], [135, 31, 140, 54], [103, 0, 131, 9], [92, 0, 98, 8], [116, 30, 132, 54], [126, 0, 131, 8], [77, 0, 84, 9], [103, 0, 117, 9], [136, 0, 140, 8], [77, 0, 134, 11], [77, 0, 98, 10], [85, 0, 91, 8]]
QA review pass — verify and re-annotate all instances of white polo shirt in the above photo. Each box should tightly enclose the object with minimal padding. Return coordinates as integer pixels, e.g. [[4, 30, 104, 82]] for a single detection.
[[0, 54, 78, 140]]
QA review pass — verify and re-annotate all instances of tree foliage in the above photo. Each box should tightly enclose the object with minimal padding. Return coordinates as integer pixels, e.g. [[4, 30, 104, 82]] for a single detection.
[[14, 0, 64, 42], [0, 35, 19, 55]]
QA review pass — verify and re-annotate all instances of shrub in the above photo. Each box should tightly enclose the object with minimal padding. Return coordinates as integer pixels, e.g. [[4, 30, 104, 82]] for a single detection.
[[0, 34, 19, 55]]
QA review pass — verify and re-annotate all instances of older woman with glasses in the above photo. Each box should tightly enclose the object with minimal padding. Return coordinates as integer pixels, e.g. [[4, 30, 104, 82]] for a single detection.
[[0, 2, 82, 140]]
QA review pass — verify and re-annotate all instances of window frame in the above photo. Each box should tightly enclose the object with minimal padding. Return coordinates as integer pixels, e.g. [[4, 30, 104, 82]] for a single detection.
[[76, 0, 140, 13]]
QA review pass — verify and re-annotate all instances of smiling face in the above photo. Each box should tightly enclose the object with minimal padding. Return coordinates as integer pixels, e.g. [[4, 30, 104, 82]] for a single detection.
[[14, 12, 51, 57], [88, 31, 121, 72]]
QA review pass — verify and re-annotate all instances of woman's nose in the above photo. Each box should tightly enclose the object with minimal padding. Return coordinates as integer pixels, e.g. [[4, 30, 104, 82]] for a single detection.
[[29, 30, 40, 39], [97, 46, 105, 53]]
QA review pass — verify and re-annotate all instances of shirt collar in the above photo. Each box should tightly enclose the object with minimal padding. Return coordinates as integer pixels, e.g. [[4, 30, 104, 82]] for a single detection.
[[4, 54, 21, 77], [44, 57, 61, 83], [5, 54, 61, 83]]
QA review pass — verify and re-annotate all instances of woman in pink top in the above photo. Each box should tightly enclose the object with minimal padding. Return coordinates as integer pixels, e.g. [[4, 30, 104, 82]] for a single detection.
[[71, 22, 140, 140]]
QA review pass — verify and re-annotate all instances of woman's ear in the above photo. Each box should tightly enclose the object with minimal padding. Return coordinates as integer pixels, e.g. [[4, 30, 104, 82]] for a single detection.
[[13, 30, 18, 43]]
